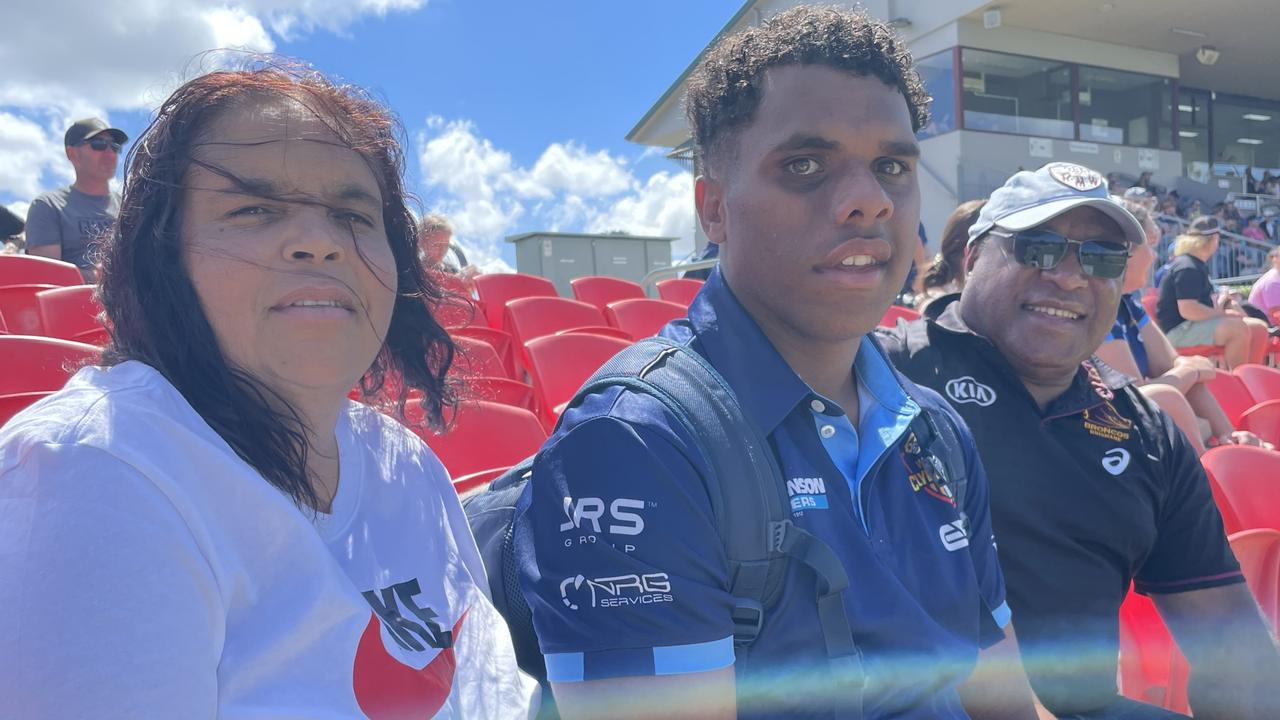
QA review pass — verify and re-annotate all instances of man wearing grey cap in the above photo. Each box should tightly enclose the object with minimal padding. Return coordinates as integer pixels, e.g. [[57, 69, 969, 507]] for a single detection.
[[879, 162, 1279, 719], [25, 117, 128, 281]]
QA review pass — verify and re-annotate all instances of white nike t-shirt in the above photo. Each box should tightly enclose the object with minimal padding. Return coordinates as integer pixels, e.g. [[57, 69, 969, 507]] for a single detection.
[[0, 361, 538, 719]]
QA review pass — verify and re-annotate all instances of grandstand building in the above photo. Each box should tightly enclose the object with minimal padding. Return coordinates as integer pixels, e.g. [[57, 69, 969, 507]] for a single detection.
[[628, 0, 1280, 255]]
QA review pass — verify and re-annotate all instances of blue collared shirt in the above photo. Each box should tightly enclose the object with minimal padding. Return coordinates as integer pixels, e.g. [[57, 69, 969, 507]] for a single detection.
[[515, 268, 1008, 719]]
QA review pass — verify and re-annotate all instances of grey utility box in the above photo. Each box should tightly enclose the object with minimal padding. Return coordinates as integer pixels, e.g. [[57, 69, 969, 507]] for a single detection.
[[506, 231, 676, 296]]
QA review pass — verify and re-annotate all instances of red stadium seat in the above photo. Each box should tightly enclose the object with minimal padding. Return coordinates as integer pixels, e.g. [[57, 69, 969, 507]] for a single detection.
[[36, 285, 110, 346], [473, 273, 558, 331], [452, 466, 511, 496], [0, 284, 57, 335], [1235, 364, 1280, 404], [879, 305, 921, 327], [1229, 529, 1280, 627], [1206, 370, 1261, 428], [524, 333, 632, 429], [1239, 400, 1280, 447], [504, 297, 631, 368], [403, 398, 546, 482], [0, 255, 84, 288], [1117, 589, 1190, 714], [605, 298, 685, 340], [1201, 446, 1280, 534], [451, 335, 535, 410], [449, 326, 519, 380], [0, 310, 7, 333], [0, 335, 100, 425], [656, 278, 704, 307], [571, 276, 646, 312]]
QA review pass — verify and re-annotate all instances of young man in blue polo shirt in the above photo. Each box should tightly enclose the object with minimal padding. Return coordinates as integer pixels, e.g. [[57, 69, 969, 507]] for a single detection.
[[514, 7, 1035, 719]]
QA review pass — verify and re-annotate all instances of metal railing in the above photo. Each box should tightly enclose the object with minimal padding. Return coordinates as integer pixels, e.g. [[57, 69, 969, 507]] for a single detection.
[[1155, 214, 1271, 287], [641, 259, 718, 293]]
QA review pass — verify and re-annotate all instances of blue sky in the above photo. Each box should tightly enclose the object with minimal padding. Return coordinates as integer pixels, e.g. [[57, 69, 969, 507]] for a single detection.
[[3, 0, 740, 267]]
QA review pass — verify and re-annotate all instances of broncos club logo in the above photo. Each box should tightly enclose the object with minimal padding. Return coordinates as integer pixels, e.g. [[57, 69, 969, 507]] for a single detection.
[[1047, 162, 1104, 192]]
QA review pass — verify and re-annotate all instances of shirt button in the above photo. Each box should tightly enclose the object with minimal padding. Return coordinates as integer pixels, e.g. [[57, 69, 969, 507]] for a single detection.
[[810, 399, 826, 413], [819, 424, 836, 439]]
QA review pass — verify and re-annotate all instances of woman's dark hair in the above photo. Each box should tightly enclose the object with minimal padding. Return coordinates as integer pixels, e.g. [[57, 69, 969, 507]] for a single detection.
[[97, 59, 456, 509], [922, 199, 986, 293]]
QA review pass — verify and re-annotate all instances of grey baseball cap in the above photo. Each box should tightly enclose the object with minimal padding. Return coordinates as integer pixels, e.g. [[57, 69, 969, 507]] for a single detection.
[[968, 162, 1145, 247], [64, 117, 128, 147]]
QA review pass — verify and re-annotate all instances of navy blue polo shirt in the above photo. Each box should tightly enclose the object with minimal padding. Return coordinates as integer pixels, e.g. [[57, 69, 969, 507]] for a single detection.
[[514, 269, 1009, 719]]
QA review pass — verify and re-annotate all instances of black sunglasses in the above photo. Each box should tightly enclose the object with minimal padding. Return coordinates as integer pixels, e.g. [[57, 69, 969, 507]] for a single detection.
[[989, 228, 1131, 280], [79, 137, 122, 153]]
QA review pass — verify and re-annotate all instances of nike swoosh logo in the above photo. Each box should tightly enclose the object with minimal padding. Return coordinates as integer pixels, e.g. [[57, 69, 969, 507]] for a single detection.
[[353, 608, 469, 719]]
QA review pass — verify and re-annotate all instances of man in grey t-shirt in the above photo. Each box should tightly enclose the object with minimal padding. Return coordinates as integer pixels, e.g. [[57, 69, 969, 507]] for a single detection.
[[25, 118, 128, 281]]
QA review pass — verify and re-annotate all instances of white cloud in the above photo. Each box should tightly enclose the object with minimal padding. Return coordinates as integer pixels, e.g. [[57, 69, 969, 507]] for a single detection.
[[0, 112, 74, 200], [417, 117, 696, 271]]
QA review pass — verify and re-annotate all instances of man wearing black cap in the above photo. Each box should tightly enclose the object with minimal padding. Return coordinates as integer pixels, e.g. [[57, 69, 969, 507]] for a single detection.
[[25, 117, 128, 281], [879, 162, 1280, 719]]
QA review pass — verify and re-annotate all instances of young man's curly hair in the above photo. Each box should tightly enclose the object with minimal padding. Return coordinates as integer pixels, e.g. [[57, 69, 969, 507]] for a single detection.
[[684, 5, 930, 171]]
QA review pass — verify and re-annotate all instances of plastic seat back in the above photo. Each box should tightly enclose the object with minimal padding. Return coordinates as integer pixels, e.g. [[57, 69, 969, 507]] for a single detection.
[[404, 398, 546, 480], [1235, 364, 1280, 404], [452, 335, 509, 378], [473, 273, 557, 330], [0, 335, 99, 425], [656, 278, 704, 307], [431, 272, 484, 328], [1206, 370, 1259, 428], [36, 285, 110, 346], [449, 326, 519, 380], [1239, 399, 1280, 447], [0, 255, 83, 288], [0, 284, 57, 335], [1229, 529, 1280, 627], [571, 276, 646, 311], [504, 296, 609, 348], [451, 336, 534, 410], [604, 298, 685, 340], [1201, 446, 1280, 534], [524, 333, 632, 428], [879, 305, 921, 327], [1117, 588, 1190, 713]]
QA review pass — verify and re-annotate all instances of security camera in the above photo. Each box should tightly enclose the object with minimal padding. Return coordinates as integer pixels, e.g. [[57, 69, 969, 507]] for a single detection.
[[1195, 45, 1220, 66]]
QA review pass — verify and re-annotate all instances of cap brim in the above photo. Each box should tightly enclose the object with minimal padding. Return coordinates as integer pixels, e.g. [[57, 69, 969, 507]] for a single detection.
[[83, 128, 129, 144], [995, 197, 1145, 246]]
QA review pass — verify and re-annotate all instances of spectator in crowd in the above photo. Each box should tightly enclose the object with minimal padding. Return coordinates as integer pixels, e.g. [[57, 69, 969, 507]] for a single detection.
[[1156, 216, 1270, 368], [1242, 215, 1267, 243], [1248, 245, 1280, 324], [516, 7, 1036, 719], [1187, 198, 1203, 219], [24, 118, 127, 281], [880, 161, 1280, 719], [418, 212, 478, 286], [0, 65, 536, 718], [1096, 204, 1267, 455], [1123, 185, 1156, 213], [917, 198, 985, 309], [0, 205, 23, 254]]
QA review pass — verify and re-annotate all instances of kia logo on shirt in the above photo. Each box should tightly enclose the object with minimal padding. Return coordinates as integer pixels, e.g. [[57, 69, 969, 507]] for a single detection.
[[945, 377, 997, 407], [1102, 448, 1131, 476]]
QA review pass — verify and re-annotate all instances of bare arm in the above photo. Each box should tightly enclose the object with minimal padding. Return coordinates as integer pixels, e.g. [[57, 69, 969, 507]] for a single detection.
[[1154, 584, 1280, 720], [1093, 339, 1144, 382], [959, 624, 1042, 720], [553, 667, 736, 720], [1176, 298, 1222, 323]]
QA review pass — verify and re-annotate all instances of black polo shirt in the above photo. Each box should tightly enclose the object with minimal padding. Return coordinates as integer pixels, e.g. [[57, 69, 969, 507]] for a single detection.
[[1156, 254, 1213, 332], [877, 296, 1242, 715]]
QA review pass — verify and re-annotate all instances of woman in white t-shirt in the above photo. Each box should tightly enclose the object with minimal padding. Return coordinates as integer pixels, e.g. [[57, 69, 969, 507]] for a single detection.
[[0, 63, 537, 719]]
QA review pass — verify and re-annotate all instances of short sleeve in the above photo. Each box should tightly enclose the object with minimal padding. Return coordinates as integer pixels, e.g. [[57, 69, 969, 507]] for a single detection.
[[0, 443, 224, 719], [513, 397, 736, 683], [951, 410, 1010, 647], [23, 197, 59, 248], [1170, 264, 1208, 303], [1133, 416, 1243, 595]]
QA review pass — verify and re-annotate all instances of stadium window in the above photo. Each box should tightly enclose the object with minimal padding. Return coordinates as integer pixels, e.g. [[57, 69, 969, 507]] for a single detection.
[[1077, 67, 1174, 149], [960, 49, 1072, 139], [1178, 88, 1211, 182], [1212, 95, 1280, 182], [916, 50, 956, 139]]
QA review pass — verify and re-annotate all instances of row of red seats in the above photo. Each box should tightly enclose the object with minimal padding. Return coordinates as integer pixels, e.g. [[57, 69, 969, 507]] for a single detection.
[[0, 255, 109, 344]]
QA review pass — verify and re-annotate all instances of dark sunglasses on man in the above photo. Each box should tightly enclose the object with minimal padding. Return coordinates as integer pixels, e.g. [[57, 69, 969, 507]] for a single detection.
[[79, 136, 123, 153], [988, 227, 1131, 279]]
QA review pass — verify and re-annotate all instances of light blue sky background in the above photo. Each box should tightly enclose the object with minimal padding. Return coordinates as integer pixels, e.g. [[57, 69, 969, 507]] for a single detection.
[[3, 0, 741, 268]]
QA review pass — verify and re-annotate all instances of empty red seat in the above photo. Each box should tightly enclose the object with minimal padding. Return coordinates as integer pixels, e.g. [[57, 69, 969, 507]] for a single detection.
[[0, 284, 57, 335], [1117, 588, 1190, 714], [656, 278, 703, 307], [1201, 445, 1280, 534], [0, 255, 83, 287], [449, 326, 519, 380], [605, 298, 685, 340], [1229, 529, 1280, 626], [1238, 400, 1280, 447], [474, 273, 558, 331], [36, 285, 110, 346], [403, 398, 546, 485], [451, 335, 534, 411], [879, 305, 921, 327], [0, 335, 100, 425], [504, 297, 632, 372], [571, 276, 646, 312], [1206, 370, 1262, 428], [1235, 364, 1280, 404], [524, 333, 632, 428]]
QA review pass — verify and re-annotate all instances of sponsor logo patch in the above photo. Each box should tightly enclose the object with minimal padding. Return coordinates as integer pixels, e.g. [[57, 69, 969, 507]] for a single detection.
[[559, 572, 674, 610], [1047, 162, 1104, 192], [786, 476, 829, 512], [945, 376, 997, 407], [902, 430, 956, 506], [939, 520, 970, 551], [1082, 400, 1134, 443], [1102, 448, 1131, 476]]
